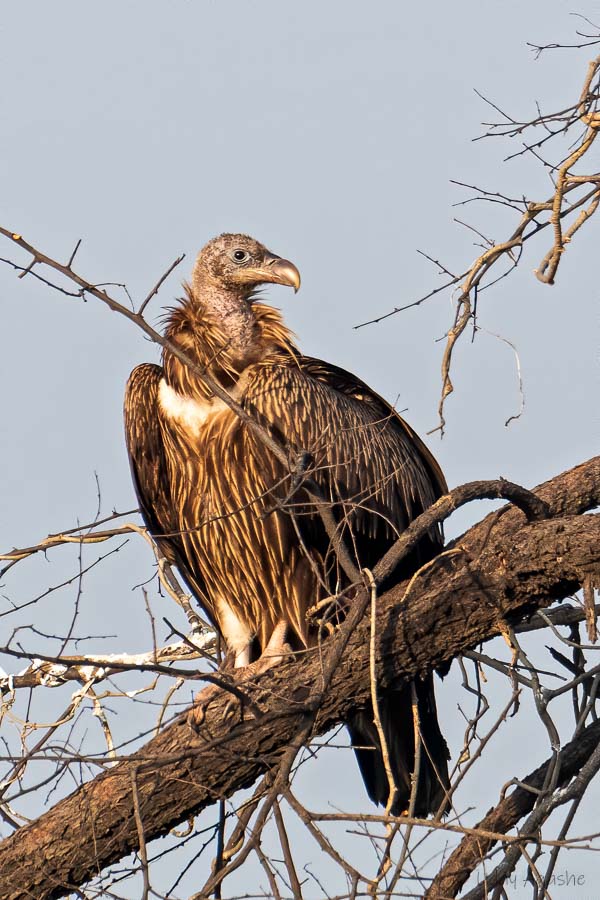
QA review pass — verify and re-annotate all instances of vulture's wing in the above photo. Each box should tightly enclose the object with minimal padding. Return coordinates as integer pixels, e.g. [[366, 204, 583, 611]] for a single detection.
[[249, 355, 450, 813], [123, 363, 210, 612], [124, 365, 172, 540], [302, 356, 447, 498], [246, 355, 446, 579], [245, 354, 450, 813]]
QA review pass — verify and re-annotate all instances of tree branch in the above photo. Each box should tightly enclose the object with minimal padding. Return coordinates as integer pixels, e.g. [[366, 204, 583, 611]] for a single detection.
[[0, 457, 597, 899], [425, 716, 600, 899]]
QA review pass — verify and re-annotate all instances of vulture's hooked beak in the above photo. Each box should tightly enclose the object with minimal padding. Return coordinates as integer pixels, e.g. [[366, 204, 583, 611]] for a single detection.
[[256, 252, 301, 293]]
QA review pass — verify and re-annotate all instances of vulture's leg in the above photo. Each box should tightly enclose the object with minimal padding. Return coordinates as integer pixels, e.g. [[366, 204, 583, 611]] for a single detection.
[[234, 644, 251, 669], [231, 621, 290, 669], [258, 619, 292, 663], [228, 620, 293, 677]]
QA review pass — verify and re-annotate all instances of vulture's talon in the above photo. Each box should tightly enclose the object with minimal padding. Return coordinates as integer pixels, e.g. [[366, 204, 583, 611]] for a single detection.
[[188, 682, 223, 731], [222, 696, 243, 723], [188, 703, 206, 732]]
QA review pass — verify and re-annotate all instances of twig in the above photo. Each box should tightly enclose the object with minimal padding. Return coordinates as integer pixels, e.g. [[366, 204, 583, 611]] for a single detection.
[[137, 254, 185, 316], [130, 768, 150, 900]]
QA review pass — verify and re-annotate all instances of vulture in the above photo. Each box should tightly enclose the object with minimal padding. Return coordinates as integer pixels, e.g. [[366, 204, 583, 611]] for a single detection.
[[124, 233, 450, 816]]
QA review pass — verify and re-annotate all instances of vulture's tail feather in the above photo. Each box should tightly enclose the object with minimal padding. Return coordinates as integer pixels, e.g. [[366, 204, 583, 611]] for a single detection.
[[347, 676, 450, 817]]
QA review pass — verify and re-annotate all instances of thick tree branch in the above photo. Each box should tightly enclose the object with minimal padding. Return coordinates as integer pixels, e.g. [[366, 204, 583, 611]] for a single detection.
[[0, 457, 598, 900]]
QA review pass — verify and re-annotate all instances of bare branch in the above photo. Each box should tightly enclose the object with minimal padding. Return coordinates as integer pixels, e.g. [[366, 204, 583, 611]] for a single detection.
[[0, 458, 597, 898]]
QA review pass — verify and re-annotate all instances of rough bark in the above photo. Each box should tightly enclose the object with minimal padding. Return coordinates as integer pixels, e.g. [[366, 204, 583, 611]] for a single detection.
[[0, 457, 598, 900]]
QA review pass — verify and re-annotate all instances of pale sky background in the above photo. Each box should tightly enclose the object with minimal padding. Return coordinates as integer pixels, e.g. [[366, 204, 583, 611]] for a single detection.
[[1, 2, 598, 898]]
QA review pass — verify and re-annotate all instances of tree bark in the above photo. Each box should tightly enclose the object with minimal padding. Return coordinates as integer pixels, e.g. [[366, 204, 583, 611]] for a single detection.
[[0, 457, 598, 900]]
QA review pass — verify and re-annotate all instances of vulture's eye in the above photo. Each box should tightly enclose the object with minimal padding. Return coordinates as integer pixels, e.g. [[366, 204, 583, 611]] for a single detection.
[[232, 249, 250, 264]]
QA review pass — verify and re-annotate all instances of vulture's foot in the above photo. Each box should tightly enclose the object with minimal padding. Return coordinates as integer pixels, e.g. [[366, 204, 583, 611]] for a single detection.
[[187, 639, 293, 731], [187, 679, 233, 730], [240, 641, 294, 677]]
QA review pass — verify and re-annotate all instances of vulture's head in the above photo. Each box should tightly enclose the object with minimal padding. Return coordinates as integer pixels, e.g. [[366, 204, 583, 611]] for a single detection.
[[192, 233, 301, 299]]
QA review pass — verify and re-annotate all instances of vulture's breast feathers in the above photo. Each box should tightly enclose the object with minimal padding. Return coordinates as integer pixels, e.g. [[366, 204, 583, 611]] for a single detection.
[[157, 379, 231, 438]]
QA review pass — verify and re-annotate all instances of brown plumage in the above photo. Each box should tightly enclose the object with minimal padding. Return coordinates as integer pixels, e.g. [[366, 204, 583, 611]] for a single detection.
[[124, 233, 450, 816]]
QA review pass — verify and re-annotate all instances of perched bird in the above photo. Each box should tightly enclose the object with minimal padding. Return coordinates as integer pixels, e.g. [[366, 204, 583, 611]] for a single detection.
[[124, 233, 450, 816]]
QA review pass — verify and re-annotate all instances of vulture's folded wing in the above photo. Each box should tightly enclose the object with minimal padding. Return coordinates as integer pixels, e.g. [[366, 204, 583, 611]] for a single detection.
[[245, 355, 446, 578], [123, 363, 211, 611], [124, 364, 175, 543]]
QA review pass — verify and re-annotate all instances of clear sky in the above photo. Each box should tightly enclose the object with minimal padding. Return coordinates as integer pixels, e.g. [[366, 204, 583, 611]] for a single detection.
[[1, 2, 598, 897]]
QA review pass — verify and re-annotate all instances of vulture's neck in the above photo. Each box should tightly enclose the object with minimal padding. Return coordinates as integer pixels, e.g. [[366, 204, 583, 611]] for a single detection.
[[162, 283, 297, 401]]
